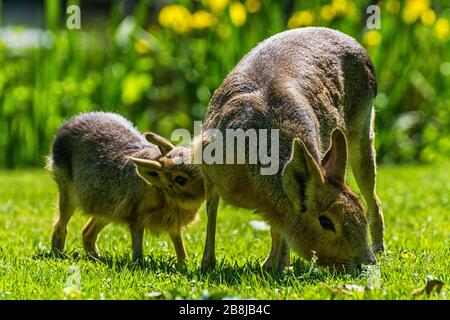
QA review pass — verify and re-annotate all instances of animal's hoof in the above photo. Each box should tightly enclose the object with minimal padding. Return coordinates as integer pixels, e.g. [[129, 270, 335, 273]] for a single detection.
[[132, 256, 144, 264], [86, 251, 102, 261], [176, 257, 188, 265], [262, 257, 276, 270], [201, 256, 216, 273], [372, 242, 385, 254], [262, 259, 287, 274], [50, 248, 66, 259]]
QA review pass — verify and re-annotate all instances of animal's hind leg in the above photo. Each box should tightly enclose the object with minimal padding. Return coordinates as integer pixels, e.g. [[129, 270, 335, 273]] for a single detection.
[[51, 182, 76, 253], [82, 217, 108, 259], [348, 108, 385, 253]]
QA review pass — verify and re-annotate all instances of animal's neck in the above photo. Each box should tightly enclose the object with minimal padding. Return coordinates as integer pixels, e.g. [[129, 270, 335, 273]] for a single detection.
[[159, 189, 203, 213], [253, 174, 298, 229]]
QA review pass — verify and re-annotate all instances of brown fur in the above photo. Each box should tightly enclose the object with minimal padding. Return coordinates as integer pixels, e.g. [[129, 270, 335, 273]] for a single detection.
[[198, 27, 384, 273], [47, 112, 205, 262]]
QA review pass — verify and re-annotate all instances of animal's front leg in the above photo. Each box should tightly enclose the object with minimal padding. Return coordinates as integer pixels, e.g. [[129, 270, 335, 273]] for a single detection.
[[262, 228, 290, 273], [129, 222, 144, 261], [201, 181, 220, 272], [170, 231, 187, 262]]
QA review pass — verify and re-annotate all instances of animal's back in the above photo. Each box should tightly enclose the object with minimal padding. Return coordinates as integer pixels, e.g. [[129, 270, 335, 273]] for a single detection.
[[50, 112, 160, 216], [202, 27, 377, 214], [205, 27, 376, 151]]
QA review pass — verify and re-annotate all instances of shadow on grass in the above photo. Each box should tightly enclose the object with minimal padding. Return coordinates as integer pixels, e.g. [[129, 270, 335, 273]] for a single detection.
[[33, 248, 189, 274], [33, 249, 352, 287], [33, 249, 75, 261], [185, 258, 343, 287]]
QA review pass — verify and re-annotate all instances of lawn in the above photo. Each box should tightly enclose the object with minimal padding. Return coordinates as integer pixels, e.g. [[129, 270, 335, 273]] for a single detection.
[[0, 164, 448, 300]]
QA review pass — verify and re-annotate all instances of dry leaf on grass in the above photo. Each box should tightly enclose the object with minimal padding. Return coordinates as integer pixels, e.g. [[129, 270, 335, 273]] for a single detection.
[[400, 250, 416, 260], [412, 279, 444, 296]]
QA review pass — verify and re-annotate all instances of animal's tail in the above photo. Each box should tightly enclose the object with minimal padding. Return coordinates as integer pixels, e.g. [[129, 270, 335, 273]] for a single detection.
[[47, 126, 74, 179], [44, 154, 54, 172]]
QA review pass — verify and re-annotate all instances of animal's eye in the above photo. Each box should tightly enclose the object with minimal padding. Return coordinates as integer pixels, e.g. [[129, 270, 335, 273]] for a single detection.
[[174, 176, 188, 186], [319, 215, 335, 232], [146, 171, 158, 177]]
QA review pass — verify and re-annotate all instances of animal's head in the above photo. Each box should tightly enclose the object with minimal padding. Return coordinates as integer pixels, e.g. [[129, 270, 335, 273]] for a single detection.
[[282, 128, 376, 273], [128, 132, 205, 201]]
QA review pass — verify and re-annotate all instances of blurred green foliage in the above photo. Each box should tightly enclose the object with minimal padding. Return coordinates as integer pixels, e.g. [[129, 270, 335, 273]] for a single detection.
[[0, 0, 449, 168]]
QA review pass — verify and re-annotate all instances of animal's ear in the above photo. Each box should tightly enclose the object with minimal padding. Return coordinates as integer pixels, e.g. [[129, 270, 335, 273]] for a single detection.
[[322, 128, 347, 184], [127, 156, 163, 184], [282, 138, 324, 212], [144, 132, 174, 154]]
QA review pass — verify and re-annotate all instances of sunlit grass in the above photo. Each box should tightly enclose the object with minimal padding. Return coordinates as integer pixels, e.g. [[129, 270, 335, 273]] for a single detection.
[[0, 164, 448, 299]]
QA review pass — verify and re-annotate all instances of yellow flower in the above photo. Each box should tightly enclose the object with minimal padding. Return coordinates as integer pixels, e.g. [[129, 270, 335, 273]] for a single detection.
[[363, 30, 382, 47], [229, 2, 247, 27], [327, 0, 356, 20], [245, 0, 261, 14], [192, 10, 216, 29], [386, 0, 401, 14], [346, 2, 359, 21], [402, 0, 430, 24], [158, 5, 192, 34], [134, 39, 151, 54], [331, 0, 348, 16], [320, 5, 335, 22], [203, 0, 229, 13], [288, 10, 315, 29], [421, 9, 436, 26], [434, 18, 449, 41], [400, 251, 415, 260]]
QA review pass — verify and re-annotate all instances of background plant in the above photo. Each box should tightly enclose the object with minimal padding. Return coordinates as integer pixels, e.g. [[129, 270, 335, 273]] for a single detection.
[[0, 0, 449, 168]]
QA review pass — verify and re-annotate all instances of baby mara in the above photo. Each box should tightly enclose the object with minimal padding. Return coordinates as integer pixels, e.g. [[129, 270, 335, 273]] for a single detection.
[[47, 112, 205, 262]]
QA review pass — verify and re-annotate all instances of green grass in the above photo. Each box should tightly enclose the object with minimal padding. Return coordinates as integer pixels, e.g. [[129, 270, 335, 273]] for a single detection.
[[0, 164, 449, 300]]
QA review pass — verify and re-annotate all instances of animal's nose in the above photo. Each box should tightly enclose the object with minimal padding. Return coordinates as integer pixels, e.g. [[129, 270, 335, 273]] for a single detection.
[[359, 251, 377, 268]]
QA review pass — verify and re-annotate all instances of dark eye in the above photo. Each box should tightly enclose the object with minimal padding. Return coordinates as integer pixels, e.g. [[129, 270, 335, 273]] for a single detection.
[[146, 171, 158, 177], [174, 176, 188, 186], [319, 215, 335, 232]]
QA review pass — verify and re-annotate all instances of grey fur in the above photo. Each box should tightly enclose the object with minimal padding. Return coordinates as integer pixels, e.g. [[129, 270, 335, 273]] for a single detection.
[[198, 27, 384, 272], [48, 112, 205, 261]]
